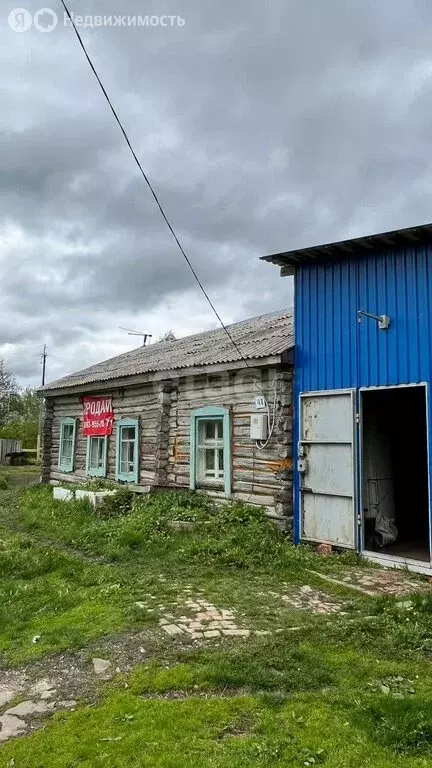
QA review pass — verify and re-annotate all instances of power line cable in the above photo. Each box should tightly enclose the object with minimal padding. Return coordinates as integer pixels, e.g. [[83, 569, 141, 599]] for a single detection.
[[59, 0, 250, 367]]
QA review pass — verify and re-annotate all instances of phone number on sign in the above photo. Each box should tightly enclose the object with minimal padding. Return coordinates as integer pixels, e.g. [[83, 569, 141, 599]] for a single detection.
[[84, 418, 113, 430]]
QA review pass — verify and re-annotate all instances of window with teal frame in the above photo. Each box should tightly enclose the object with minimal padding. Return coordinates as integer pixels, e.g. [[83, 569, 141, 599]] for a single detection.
[[86, 435, 108, 477], [190, 406, 231, 496], [115, 418, 139, 483], [58, 418, 77, 473]]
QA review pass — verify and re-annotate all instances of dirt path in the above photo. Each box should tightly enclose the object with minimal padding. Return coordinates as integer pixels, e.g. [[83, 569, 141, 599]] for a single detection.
[[2, 563, 430, 745], [0, 626, 169, 743]]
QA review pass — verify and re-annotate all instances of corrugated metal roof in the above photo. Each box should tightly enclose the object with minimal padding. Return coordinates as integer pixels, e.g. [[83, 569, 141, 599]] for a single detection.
[[43, 309, 294, 392], [262, 222, 432, 274]]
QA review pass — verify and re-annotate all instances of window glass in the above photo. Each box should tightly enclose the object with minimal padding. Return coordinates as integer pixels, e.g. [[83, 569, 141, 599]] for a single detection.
[[197, 418, 224, 483], [205, 421, 215, 440], [89, 437, 105, 470], [59, 420, 75, 471], [120, 425, 136, 475]]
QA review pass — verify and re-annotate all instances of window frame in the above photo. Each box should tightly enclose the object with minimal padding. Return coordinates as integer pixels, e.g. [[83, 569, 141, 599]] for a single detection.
[[196, 417, 225, 483], [58, 417, 77, 473], [115, 418, 139, 483], [190, 406, 231, 496], [86, 435, 108, 478]]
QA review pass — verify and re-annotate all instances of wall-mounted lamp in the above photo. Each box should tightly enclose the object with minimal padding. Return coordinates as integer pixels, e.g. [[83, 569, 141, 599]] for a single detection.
[[357, 310, 391, 330]]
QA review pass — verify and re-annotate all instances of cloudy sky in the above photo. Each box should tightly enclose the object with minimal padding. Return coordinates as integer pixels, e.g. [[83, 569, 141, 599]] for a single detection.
[[1, 0, 432, 387]]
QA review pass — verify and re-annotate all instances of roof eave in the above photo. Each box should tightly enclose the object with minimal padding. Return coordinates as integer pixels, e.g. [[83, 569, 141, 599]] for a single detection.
[[261, 222, 432, 270], [40, 353, 291, 397], [260, 254, 295, 276]]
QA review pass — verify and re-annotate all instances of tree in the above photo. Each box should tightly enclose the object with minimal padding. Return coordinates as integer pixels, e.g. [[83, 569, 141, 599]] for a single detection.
[[1, 387, 40, 448], [9, 387, 39, 422], [0, 360, 18, 427], [0, 362, 40, 448], [0, 418, 38, 448]]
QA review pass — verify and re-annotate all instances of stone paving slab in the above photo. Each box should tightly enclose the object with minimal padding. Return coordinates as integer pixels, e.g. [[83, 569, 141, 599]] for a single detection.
[[157, 597, 251, 640], [309, 568, 431, 597], [0, 714, 26, 743], [0, 672, 27, 709], [280, 585, 345, 614], [257, 585, 345, 615]]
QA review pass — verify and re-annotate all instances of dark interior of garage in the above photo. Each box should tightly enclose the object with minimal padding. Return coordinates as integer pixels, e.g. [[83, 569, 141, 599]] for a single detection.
[[361, 386, 430, 562]]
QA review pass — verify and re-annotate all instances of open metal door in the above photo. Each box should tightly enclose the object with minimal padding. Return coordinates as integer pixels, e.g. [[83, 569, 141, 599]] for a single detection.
[[299, 390, 357, 548]]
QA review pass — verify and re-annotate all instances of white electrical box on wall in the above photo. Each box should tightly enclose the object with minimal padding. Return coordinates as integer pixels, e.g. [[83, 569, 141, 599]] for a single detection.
[[250, 413, 268, 440]]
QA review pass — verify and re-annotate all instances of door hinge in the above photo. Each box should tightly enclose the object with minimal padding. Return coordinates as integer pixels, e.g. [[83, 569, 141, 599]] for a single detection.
[[355, 413, 360, 424], [357, 514, 362, 525]]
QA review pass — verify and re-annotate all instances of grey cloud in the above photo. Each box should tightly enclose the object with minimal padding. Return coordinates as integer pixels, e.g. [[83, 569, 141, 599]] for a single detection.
[[1, 0, 432, 385]]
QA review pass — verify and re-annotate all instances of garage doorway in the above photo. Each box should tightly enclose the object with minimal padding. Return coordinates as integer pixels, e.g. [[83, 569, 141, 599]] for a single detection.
[[361, 385, 430, 564]]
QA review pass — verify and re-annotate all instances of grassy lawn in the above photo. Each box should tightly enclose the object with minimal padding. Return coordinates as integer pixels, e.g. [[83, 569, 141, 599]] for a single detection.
[[0, 476, 432, 766]]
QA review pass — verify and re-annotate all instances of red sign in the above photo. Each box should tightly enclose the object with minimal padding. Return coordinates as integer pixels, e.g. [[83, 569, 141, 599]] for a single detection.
[[82, 396, 114, 436]]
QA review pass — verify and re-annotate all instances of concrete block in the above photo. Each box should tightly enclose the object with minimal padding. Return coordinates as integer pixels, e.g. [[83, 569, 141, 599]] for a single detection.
[[75, 490, 116, 507], [75, 489, 90, 503], [53, 487, 74, 502], [94, 490, 117, 507]]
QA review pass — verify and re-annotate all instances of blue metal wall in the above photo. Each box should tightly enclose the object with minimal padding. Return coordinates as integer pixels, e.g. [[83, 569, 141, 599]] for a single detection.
[[293, 245, 432, 546]]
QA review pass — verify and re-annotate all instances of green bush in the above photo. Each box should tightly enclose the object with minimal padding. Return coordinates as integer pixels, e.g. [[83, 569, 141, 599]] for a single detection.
[[138, 490, 216, 522], [0, 419, 38, 449], [184, 501, 286, 570], [0, 473, 9, 490], [17, 487, 291, 570], [97, 489, 135, 519]]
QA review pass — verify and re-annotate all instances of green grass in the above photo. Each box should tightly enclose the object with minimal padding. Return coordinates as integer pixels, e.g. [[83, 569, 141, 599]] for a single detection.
[[0, 530, 135, 663], [0, 478, 432, 765], [1, 656, 432, 767], [0, 464, 41, 486]]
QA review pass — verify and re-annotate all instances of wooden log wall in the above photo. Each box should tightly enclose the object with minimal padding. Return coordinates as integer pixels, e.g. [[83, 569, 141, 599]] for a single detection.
[[166, 365, 293, 524], [44, 364, 293, 526], [45, 382, 160, 490]]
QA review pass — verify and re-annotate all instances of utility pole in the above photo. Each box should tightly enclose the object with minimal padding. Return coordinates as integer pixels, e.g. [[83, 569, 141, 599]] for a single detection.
[[37, 345, 48, 464], [41, 344, 47, 386]]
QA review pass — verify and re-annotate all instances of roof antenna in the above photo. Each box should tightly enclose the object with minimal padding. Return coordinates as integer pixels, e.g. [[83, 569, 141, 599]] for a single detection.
[[119, 327, 153, 347]]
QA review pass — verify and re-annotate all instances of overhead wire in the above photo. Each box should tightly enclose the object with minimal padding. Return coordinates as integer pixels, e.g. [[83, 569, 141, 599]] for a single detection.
[[59, 0, 251, 367]]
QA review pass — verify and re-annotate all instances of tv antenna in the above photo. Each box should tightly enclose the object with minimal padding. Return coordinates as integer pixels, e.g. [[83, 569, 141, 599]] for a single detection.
[[119, 327, 153, 347]]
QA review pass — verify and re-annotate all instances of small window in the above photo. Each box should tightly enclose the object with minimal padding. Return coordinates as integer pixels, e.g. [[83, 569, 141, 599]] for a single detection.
[[58, 418, 76, 473], [197, 418, 225, 482], [190, 406, 231, 496], [86, 436, 107, 477], [115, 419, 139, 483]]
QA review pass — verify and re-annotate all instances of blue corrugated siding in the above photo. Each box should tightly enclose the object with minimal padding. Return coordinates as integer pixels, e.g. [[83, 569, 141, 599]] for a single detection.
[[293, 245, 432, 549], [296, 247, 432, 389]]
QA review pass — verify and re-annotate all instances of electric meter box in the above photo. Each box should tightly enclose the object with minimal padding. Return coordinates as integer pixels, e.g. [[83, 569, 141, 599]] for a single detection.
[[250, 413, 268, 440]]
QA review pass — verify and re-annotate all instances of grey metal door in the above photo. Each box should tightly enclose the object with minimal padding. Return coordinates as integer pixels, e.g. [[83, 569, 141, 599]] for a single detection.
[[299, 390, 357, 548]]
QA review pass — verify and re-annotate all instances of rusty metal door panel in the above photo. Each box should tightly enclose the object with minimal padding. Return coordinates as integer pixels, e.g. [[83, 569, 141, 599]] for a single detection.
[[300, 390, 356, 549]]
